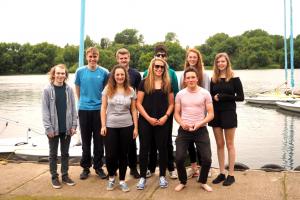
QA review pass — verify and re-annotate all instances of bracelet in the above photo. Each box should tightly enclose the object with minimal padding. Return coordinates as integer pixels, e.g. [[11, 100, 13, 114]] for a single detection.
[[165, 113, 170, 118]]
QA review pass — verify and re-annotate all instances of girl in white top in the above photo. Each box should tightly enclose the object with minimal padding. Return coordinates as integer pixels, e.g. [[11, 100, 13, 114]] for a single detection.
[[180, 48, 210, 91]]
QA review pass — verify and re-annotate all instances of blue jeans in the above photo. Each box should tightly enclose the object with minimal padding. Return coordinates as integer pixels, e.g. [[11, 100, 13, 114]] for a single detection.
[[48, 133, 71, 179]]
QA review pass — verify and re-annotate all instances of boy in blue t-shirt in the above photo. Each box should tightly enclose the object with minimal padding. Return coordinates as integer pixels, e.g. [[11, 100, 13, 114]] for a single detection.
[[74, 47, 109, 180]]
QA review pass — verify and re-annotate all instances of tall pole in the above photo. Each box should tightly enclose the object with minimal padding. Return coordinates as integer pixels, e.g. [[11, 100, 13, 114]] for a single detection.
[[289, 0, 294, 89], [283, 0, 288, 87], [78, 0, 86, 68]]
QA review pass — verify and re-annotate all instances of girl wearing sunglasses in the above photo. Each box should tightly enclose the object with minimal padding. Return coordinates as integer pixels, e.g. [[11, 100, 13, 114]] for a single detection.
[[136, 57, 174, 190]]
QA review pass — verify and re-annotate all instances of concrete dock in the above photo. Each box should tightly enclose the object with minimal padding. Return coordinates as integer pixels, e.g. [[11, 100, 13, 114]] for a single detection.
[[0, 162, 300, 200]]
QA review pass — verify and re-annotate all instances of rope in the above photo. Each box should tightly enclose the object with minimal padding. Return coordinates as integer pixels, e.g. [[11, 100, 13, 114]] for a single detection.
[[0, 116, 44, 136], [0, 121, 8, 134]]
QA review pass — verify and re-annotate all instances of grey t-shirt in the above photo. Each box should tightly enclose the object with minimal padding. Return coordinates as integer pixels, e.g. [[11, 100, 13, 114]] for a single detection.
[[103, 88, 137, 128]]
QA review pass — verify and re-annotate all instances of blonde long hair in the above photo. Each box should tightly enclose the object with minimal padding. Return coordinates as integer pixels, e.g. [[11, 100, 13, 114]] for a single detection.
[[144, 57, 171, 94], [212, 52, 234, 83], [106, 65, 131, 98], [183, 48, 204, 87]]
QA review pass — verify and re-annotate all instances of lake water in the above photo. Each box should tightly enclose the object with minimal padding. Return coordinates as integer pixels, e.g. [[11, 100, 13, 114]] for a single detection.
[[0, 69, 300, 169]]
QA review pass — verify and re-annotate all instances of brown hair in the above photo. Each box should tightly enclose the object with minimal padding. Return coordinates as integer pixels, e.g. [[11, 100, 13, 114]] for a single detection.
[[86, 47, 99, 55], [212, 52, 234, 83], [144, 57, 171, 94], [48, 64, 68, 83], [105, 65, 131, 98], [116, 48, 130, 58], [183, 66, 199, 79], [154, 44, 168, 56], [183, 48, 204, 87]]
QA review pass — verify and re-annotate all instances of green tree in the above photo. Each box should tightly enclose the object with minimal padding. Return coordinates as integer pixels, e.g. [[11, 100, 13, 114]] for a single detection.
[[165, 42, 185, 70], [242, 29, 269, 38], [100, 38, 111, 49], [137, 52, 153, 72], [206, 33, 229, 47], [99, 49, 116, 70], [294, 35, 300, 68], [63, 44, 78, 69], [84, 35, 96, 48], [165, 32, 179, 43], [114, 29, 143, 45]]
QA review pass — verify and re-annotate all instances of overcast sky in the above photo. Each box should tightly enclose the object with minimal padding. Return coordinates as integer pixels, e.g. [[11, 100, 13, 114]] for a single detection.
[[1, 0, 299, 47]]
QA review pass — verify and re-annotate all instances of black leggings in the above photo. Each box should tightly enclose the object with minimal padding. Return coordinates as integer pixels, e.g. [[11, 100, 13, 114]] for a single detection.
[[148, 116, 175, 172], [104, 126, 133, 180], [139, 117, 168, 178]]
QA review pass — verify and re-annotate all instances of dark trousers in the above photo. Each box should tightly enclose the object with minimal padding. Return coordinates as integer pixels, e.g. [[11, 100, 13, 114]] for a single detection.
[[188, 142, 202, 165], [128, 138, 138, 170], [78, 110, 104, 170], [104, 126, 133, 180], [48, 133, 71, 179], [148, 115, 175, 172], [139, 117, 168, 178], [176, 126, 212, 185]]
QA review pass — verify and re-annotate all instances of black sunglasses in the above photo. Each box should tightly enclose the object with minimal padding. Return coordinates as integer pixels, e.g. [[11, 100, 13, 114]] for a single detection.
[[156, 53, 166, 58], [154, 64, 165, 70]]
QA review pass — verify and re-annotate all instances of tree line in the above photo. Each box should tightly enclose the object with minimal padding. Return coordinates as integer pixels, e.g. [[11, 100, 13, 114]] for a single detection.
[[0, 28, 299, 75]]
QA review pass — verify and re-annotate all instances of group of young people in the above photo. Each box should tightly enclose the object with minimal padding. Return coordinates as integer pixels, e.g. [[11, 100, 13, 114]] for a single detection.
[[42, 44, 244, 193]]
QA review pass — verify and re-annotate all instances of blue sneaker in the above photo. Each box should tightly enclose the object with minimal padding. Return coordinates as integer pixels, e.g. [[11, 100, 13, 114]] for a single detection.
[[136, 177, 146, 190], [120, 182, 130, 192], [159, 176, 168, 188], [106, 179, 115, 191]]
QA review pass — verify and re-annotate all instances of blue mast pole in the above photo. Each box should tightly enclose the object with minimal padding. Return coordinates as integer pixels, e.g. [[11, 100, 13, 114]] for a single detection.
[[283, 0, 288, 88], [78, 0, 86, 68], [289, 0, 294, 90]]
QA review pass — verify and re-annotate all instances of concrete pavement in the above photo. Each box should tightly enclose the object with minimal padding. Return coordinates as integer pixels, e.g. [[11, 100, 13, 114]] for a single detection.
[[1, 162, 300, 200]]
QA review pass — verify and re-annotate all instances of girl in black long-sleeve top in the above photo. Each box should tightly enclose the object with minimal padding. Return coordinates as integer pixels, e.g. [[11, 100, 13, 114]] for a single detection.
[[208, 52, 244, 186]]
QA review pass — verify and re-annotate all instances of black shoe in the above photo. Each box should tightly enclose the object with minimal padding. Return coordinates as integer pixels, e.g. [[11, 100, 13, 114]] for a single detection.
[[130, 168, 141, 179], [80, 168, 90, 180], [95, 168, 107, 179], [223, 175, 235, 186], [51, 177, 62, 189], [212, 173, 226, 184], [62, 175, 76, 186]]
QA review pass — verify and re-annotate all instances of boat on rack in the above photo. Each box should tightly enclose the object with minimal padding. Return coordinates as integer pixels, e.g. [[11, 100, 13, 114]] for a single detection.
[[0, 118, 82, 161], [246, 0, 298, 108], [245, 93, 300, 106], [276, 101, 300, 113]]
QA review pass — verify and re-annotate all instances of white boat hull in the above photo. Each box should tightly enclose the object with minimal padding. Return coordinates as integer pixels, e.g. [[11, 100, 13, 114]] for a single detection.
[[0, 135, 82, 157], [245, 96, 299, 105], [276, 102, 300, 113]]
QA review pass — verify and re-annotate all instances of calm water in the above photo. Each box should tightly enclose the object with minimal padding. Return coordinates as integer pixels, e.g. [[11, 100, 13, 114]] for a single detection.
[[0, 69, 300, 169]]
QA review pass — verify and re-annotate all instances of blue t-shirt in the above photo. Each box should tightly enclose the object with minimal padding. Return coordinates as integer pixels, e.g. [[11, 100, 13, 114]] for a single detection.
[[74, 66, 108, 110]]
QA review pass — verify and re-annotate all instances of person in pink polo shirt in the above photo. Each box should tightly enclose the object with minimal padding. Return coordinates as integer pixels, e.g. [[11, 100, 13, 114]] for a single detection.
[[174, 66, 214, 192]]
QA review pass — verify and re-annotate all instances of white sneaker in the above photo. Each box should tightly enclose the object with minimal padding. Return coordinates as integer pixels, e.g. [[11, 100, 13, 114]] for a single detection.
[[136, 177, 146, 190], [159, 176, 168, 188], [146, 170, 152, 178], [169, 170, 178, 179]]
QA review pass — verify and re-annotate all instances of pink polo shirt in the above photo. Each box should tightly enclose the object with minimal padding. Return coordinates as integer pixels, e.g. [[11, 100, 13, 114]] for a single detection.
[[175, 87, 212, 126]]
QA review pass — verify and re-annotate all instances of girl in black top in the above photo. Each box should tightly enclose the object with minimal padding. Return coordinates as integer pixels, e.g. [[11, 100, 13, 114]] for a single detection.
[[208, 52, 244, 186], [136, 57, 174, 190]]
